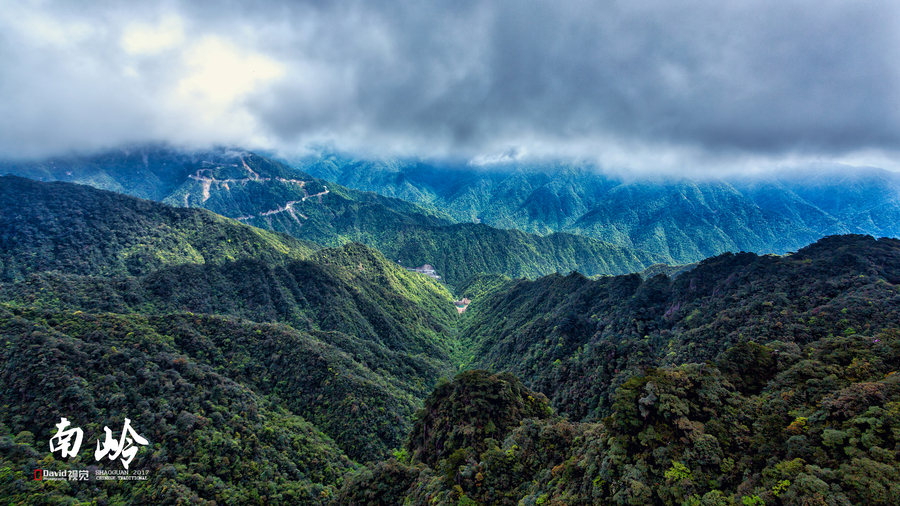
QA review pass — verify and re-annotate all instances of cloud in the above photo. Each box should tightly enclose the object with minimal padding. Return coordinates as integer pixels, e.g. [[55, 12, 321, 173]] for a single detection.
[[121, 15, 184, 55], [177, 37, 284, 110], [1, 0, 898, 173], [468, 147, 527, 167]]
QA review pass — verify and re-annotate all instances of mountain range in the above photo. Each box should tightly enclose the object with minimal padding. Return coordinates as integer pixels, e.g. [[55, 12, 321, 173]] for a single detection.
[[341, 234, 900, 505], [10, 147, 900, 275], [1, 148, 899, 505], [291, 153, 900, 264], [1, 149, 663, 287]]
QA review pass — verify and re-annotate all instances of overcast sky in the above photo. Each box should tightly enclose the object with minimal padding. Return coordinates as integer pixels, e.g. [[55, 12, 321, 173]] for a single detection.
[[1, 0, 899, 173]]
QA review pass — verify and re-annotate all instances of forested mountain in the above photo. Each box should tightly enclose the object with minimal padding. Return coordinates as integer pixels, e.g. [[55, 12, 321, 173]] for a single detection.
[[293, 154, 900, 264], [0, 175, 320, 281], [1, 149, 662, 287], [161, 152, 660, 286], [2, 165, 898, 505], [459, 234, 900, 418], [0, 177, 463, 503], [343, 234, 900, 505]]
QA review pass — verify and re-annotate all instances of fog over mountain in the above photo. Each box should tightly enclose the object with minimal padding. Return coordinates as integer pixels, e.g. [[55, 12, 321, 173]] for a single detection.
[[2, 0, 899, 174]]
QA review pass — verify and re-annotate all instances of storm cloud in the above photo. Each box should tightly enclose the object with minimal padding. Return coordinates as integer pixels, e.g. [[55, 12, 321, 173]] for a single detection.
[[1, 0, 899, 172]]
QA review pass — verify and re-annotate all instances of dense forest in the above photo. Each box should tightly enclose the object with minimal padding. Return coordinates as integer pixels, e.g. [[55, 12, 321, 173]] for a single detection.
[[344, 235, 900, 505], [1, 175, 898, 505], [0, 177, 461, 503]]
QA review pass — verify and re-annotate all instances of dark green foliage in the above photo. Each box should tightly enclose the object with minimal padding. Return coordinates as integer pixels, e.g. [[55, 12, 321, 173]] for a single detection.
[[346, 233, 900, 505], [459, 234, 900, 421], [0, 273, 455, 503], [145, 313, 435, 462], [0, 308, 355, 505], [574, 329, 900, 506], [332, 458, 425, 506], [351, 330, 900, 506], [3, 167, 900, 505], [458, 270, 659, 418], [718, 341, 777, 394], [0, 242, 459, 462], [0, 177, 471, 503], [370, 224, 661, 289], [600, 364, 743, 504], [0, 246, 459, 366], [406, 370, 552, 467], [335, 372, 569, 506]]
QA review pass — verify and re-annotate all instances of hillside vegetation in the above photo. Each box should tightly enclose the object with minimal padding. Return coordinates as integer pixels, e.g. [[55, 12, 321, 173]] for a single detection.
[[340, 235, 900, 505], [0, 175, 319, 281], [0, 177, 462, 504]]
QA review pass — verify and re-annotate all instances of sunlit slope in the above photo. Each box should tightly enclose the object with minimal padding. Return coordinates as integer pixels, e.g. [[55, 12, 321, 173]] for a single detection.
[[0, 175, 319, 281]]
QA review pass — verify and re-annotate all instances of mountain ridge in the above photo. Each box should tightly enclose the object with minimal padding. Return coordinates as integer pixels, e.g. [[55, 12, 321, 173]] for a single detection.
[[290, 154, 900, 264], [2, 150, 665, 286]]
